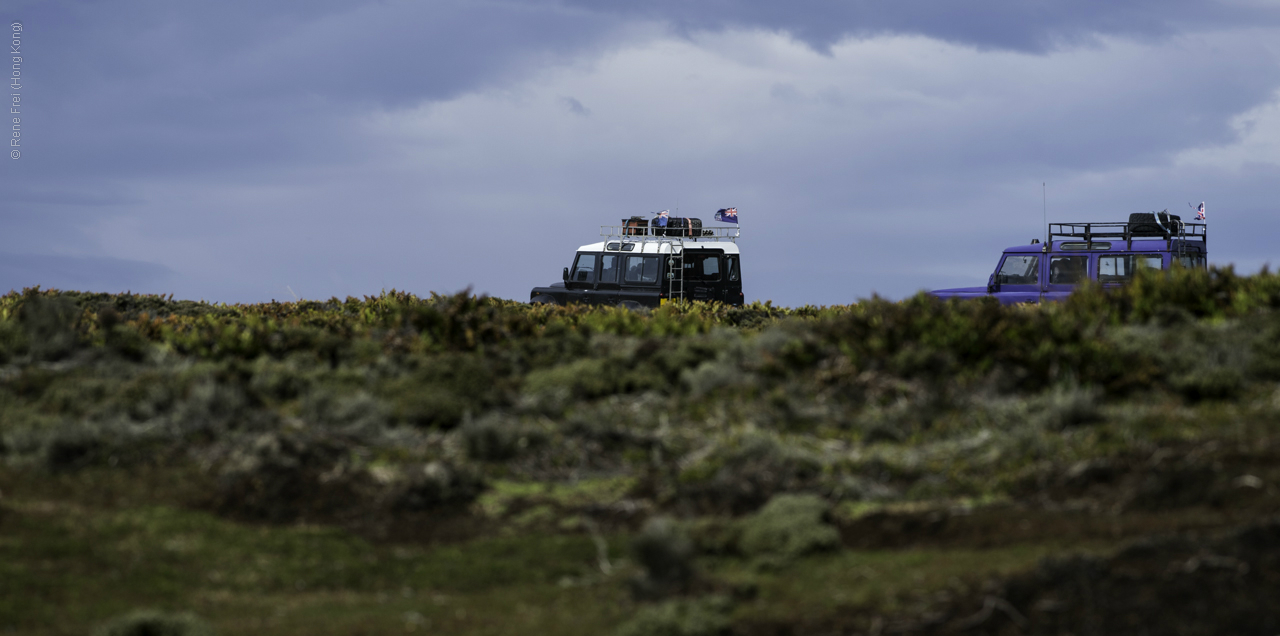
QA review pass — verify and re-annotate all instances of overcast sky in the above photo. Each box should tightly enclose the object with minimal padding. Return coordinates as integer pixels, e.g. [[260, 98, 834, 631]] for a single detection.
[[3, 0, 1278, 306]]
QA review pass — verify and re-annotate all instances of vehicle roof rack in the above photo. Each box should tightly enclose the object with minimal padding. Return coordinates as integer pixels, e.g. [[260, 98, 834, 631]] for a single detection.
[[598, 224, 740, 244], [1048, 218, 1206, 256]]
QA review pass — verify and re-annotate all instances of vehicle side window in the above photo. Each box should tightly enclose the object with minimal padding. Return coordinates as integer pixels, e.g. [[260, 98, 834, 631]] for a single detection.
[[727, 256, 740, 282], [643, 256, 660, 282], [599, 254, 620, 284], [997, 255, 1039, 285], [1098, 254, 1161, 283], [571, 253, 597, 283], [1176, 255, 1206, 269], [624, 255, 660, 284], [1049, 256, 1088, 285]]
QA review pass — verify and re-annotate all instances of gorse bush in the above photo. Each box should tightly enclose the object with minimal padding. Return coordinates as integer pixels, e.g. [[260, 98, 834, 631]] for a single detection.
[[738, 493, 840, 561], [5, 266, 1280, 526]]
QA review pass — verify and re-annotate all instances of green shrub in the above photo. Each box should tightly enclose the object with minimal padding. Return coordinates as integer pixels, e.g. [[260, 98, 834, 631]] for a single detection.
[[40, 422, 107, 471], [613, 597, 730, 636], [1171, 366, 1244, 402], [739, 493, 840, 562], [685, 517, 743, 556], [246, 355, 314, 403], [0, 313, 27, 362], [20, 294, 81, 361], [1034, 385, 1103, 430], [213, 432, 377, 523], [1247, 322, 1280, 380], [93, 610, 214, 636], [105, 323, 151, 360], [391, 460, 488, 511], [389, 384, 472, 428], [630, 516, 695, 598], [676, 433, 824, 514], [459, 413, 544, 461], [385, 353, 497, 428], [524, 358, 619, 400]]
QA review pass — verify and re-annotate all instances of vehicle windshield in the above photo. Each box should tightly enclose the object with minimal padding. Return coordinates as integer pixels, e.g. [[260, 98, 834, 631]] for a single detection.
[[997, 255, 1039, 285], [571, 253, 596, 283]]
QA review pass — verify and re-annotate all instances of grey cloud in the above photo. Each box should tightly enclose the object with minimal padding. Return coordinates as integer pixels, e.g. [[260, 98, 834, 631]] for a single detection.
[[562, 97, 591, 116], [560, 0, 1280, 52], [15, 0, 628, 180]]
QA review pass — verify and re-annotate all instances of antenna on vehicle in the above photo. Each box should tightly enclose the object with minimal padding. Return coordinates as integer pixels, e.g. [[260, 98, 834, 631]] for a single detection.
[[1042, 182, 1047, 246]]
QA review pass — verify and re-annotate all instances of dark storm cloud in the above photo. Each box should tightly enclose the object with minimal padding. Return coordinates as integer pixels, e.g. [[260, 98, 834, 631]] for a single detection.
[[561, 0, 1280, 52], [9, 0, 625, 179]]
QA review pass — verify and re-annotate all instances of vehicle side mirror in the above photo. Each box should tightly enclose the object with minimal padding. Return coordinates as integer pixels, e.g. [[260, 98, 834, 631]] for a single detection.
[[987, 274, 999, 294], [563, 267, 569, 281]]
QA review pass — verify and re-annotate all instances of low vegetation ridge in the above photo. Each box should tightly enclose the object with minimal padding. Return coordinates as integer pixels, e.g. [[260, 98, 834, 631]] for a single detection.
[[2, 266, 1280, 635]]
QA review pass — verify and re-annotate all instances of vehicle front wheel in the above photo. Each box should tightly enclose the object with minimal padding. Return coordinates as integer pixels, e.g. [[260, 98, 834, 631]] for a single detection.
[[530, 295, 558, 305]]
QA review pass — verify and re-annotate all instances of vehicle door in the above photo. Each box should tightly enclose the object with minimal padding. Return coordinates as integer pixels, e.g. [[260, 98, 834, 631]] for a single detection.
[[684, 250, 723, 302], [1043, 254, 1090, 301], [992, 254, 1042, 304], [1097, 253, 1163, 289], [724, 255, 743, 305], [593, 253, 622, 305], [566, 252, 597, 304], [618, 254, 661, 307]]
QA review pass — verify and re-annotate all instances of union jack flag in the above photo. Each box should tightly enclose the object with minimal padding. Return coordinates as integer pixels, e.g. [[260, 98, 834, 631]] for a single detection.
[[1196, 202, 1205, 221], [714, 207, 738, 224]]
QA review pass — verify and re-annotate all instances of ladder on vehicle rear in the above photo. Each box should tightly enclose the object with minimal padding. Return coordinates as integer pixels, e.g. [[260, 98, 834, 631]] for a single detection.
[[667, 249, 685, 303]]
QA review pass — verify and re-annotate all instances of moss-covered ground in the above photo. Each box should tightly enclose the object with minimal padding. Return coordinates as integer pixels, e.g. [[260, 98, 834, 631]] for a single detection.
[[3, 267, 1280, 634]]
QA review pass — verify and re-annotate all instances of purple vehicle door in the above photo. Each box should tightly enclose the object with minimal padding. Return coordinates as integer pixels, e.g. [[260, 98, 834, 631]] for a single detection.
[[991, 254, 1042, 304], [1043, 253, 1090, 301]]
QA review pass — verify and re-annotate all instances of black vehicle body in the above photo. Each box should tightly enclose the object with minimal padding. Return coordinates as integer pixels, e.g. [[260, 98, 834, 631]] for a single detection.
[[530, 221, 744, 308]]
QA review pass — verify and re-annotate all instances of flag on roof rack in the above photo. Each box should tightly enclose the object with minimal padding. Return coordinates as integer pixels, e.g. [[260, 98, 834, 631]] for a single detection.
[[1196, 202, 1205, 221], [714, 207, 738, 224]]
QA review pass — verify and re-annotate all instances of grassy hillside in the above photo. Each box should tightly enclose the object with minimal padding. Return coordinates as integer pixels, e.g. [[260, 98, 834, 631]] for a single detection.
[[3, 267, 1280, 635]]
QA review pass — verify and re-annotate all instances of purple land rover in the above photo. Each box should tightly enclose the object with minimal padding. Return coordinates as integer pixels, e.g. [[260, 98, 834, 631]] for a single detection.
[[929, 212, 1207, 305]]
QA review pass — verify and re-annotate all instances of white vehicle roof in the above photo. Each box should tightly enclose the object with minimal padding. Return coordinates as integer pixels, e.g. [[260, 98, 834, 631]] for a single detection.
[[576, 240, 740, 255]]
